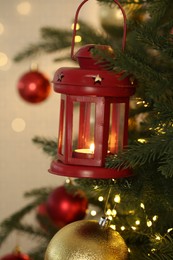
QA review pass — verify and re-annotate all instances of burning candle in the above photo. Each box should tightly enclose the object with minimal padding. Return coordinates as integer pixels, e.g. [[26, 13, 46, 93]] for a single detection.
[[73, 143, 95, 159]]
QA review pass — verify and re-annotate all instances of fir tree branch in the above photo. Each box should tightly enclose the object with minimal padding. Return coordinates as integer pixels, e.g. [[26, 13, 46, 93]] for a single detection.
[[32, 136, 57, 158], [105, 133, 173, 178], [0, 200, 42, 246], [24, 187, 53, 199], [13, 223, 47, 239], [144, 234, 173, 260], [13, 27, 72, 62], [29, 245, 48, 260], [136, 24, 173, 59]]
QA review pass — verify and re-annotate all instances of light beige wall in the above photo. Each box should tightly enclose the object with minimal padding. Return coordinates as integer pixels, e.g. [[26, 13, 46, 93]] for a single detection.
[[0, 0, 99, 255]]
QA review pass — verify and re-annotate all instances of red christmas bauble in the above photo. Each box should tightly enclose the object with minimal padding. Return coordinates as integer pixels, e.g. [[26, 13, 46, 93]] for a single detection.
[[17, 70, 51, 103], [0, 249, 31, 260], [36, 202, 58, 231], [46, 186, 88, 228], [36, 202, 49, 229], [37, 202, 48, 217]]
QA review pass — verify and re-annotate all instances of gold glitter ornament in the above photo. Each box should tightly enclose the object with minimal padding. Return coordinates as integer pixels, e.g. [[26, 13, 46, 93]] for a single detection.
[[44, 219, 128, 260]]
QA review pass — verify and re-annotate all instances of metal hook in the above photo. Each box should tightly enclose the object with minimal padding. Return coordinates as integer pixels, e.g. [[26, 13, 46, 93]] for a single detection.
[[71, 0, 127, 60]]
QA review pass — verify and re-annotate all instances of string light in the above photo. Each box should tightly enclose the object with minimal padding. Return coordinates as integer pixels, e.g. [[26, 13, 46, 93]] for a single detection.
[[75, 35, 82, 43], [65, 178, 71, 184], [144, 103, 149, 107], [131, 226, 137, 230], [137, 138, 147, 143], [167, 228, 173, 233], [114, 194, 121, 203], [90, 210, 97, 216], [110, 224, 116, 230], [128, 248, 131, 253], [140, 202, 145, 209], [135, 220, 140, 225], [155, 235, 161, 241], [151, 248, 156, 252], [106, 209, 117, 217], [98, 196, 104, 202], [152, 215, 158, 222], [129, 210, 135, 215], [147, 220, 152, 227], [106, 209, 112, 216], [71, 23, 80, 30], [111, 209, 117, 216], [121, 226, 125, 231]]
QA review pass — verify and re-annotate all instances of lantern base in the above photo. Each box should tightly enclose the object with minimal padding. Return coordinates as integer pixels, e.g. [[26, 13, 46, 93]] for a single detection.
[[49, 160, 132, 179]]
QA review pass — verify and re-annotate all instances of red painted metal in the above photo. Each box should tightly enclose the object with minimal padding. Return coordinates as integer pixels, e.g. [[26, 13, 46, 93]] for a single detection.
[[49, 0, 136, 179]]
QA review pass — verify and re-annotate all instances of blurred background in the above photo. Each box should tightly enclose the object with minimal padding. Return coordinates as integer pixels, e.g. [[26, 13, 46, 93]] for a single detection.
[[0, 0, 99, 254]]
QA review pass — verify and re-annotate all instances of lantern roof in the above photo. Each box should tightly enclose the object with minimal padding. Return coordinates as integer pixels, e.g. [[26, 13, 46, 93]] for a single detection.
[[73, 44, 114, 70], [52, 44, 135, 97]]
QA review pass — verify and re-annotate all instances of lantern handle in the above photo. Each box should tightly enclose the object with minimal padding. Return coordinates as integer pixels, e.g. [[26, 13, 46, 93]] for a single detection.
[[71, 0, 127, 60]]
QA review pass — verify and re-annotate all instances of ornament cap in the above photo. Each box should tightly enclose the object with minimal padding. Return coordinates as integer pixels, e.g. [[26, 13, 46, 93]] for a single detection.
[[99, 216, 111, 228]]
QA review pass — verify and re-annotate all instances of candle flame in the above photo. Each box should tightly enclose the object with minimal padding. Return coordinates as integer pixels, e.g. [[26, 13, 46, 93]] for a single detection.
[[90, 143, 95, 153]]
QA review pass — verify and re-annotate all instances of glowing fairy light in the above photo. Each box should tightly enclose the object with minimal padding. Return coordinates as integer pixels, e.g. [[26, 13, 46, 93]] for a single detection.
[[98, 196, 104, 202], [128, 248, 131, 253], [167, 228, 173, 233], [114, 194, 121, 203], [131, 226, 137, 230], [65, 178, 71, 184], [71, 23, 80, 30], [155, 235, 161, 241], [151, 248, 156, 252], [135, 220, 140, 225], [110, 225, 116, 230], [106, 209, 117, 217], [137, 138, 147, 143], [147, 220, 152, 227], [90, 210, 97, 216], [111, 209, 117, 217], [106, 209, 112, 216], [75, 35, 82, 43], [140, 203, 145, 209], [121, 226, 125, 231], [153, 215, 158, 222]]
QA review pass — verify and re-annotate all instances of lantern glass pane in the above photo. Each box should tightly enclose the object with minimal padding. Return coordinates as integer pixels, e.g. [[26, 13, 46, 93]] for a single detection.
[[58, 98, 65, 155], [108, 103, 125, 153], [72, 101, 95, 158], [72, 101, 80, 150]]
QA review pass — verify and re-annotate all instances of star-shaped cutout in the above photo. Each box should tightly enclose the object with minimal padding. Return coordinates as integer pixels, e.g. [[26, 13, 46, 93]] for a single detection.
[[57, 72, 64, 82], [93, 74, 103, 84]]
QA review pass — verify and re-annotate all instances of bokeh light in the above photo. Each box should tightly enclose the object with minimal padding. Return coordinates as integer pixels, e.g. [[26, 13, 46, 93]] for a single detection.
[[11, 118, 26, 132], [17, 1, 31, 15]]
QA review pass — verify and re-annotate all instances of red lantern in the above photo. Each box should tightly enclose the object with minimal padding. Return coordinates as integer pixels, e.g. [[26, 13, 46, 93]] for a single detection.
[[49, 0, 135, 179]]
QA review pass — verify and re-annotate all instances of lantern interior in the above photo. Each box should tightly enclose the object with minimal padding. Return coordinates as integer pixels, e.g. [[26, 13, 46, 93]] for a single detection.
[[57, 94, 129, 168], [109, 103, 125, 154]]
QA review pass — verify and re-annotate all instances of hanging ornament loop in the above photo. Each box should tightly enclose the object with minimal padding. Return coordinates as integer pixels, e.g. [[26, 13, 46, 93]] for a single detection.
[[71, 0, 127, 60]]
